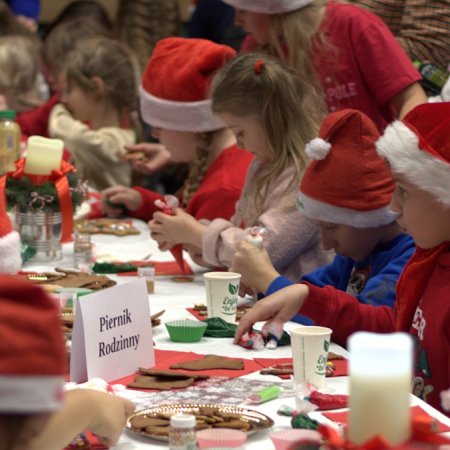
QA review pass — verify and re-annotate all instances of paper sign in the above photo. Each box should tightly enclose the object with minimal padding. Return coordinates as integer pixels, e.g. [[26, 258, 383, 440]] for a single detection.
[[70, 279, 154, 383]]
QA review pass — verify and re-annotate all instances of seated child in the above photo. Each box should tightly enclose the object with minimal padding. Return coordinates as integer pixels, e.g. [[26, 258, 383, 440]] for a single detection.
[[102, 37, 253, 222], [0, 275, 135, 450], [0, 35, 46, 113], [234, 102, 450, 415], [17, 16, 111, 138], [48, 36, 138, 191], [149, 52, 331, 281], [231, 109, 415, 322]]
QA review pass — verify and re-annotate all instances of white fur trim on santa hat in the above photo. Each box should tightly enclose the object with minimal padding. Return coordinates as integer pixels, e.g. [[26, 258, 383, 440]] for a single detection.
[[297, 192, 398, 228], [376, 121, 450, 207], [0, 230, 21, 274], [139, 86, 224, 132], [0, 375, 64, 413], [222, 0, 313, 14], [305, 137, 332, 160]]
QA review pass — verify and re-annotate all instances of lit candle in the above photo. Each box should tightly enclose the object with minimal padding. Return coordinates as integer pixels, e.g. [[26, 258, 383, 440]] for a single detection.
[[24, 136, 64, 175], [348, 332, 413, 446]]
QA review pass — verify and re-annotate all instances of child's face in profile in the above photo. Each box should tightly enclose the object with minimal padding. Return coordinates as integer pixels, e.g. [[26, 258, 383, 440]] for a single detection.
[[151, 127, 197, 163], [216, 112, 272, 163], [391, 174, 450, 249], [60, 77, 96, 123], [234, 9, 271, 45], [313, 220, 385, 262]]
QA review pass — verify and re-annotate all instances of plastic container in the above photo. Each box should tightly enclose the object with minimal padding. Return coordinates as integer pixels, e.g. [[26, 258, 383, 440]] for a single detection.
[[196, 428, 247, 449], [0, 109, 20, 174], [347, 332, 413, 445], [73, 233, 95, 272], [55, 287, 92, 313], [169, 414, 196, 450], [165, 320, 207, 343]]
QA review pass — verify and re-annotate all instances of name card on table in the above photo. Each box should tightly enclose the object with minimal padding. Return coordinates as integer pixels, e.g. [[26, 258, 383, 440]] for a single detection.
[[70, 279, 154, 383]]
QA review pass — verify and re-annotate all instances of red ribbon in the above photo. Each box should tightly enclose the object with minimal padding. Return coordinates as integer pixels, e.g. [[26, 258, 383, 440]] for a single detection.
[[317, 414, 450, 449]]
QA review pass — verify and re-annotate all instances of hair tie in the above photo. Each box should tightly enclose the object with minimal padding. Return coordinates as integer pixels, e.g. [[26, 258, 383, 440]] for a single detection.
[[254, 59, 265, 74]]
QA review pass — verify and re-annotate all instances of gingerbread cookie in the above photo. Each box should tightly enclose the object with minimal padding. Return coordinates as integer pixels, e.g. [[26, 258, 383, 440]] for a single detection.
[[128, 375, 196, 390], [170, 355, 244, 371], [75, 218, 140, 236], [28, 268, 116, 290]]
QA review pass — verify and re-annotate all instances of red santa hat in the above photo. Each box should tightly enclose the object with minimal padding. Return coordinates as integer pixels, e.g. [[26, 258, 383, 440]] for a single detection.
[[376, 102, 450, 206], [139, 37, 236, 132], [0, 276, 66, 413], [298, 109, 397, 228], [0, 189, 21, 274], [222, 0, 313, 13]]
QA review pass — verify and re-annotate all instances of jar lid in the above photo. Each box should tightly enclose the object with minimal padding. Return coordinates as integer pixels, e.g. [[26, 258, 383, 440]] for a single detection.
[[170, 414, 196, 429], [0, 110, 16, 120]]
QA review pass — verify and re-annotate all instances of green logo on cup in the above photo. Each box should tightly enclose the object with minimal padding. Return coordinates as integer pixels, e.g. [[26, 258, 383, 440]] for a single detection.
[[221, 283, 238, 315], [228, 283, 238, 295], [324, 340, 329, 352]]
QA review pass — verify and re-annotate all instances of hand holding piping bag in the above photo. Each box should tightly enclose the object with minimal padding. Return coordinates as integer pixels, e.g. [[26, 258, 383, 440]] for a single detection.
[[154, 195, 186, 273], [246, 226, 267, 249]]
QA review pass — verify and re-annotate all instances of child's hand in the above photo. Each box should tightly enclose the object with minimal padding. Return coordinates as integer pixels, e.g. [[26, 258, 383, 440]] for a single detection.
[[234, 284, 310, 344], [101, 186, 142, 216], [231, 240, 280, 294], [149, 208, 205, 248], [88, 391, 135, 447], [122, 143, 172, 175]]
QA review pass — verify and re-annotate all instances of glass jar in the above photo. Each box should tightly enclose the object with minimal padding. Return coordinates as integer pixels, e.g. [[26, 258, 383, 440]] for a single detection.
[[169, 414, 196, 450], [0, 109, 21, 174], [73, 233, 94, 272]]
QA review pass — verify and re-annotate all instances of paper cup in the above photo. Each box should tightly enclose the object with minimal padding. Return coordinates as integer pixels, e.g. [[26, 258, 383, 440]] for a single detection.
[[203, 272, 241, 324], [290, 326, 332, 388]]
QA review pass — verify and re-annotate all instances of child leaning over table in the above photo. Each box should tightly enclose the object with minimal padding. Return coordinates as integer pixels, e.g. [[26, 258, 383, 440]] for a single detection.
[[48, 36, 139, 191], [102, 37, 253, 223], [231, 109, 415, 324], [234, 102, 450, 415], [149, 52, 332, 282], [0, 275, 135, 450]]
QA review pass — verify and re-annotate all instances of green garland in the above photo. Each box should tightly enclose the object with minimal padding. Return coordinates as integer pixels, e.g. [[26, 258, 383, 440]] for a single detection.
[[6, 172, 86, 212]]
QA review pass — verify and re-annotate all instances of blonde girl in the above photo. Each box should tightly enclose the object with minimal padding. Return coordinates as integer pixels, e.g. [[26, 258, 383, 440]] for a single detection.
[[0, 35, 46, 112], [48, 36, 139, 191], [223, 0, 426, 131], [150, 52, 332, 282], [102, 37, 253, 225]]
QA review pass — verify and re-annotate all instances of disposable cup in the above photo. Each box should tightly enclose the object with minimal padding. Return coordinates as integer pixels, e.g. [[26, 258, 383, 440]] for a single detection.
[[290, 326, 332, 388], [203, 272, 241, 323]]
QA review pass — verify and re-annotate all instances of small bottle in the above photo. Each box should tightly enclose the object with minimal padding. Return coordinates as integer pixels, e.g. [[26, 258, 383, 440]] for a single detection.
[[73, 233, 94, 272], [137, 266, 155, 294], [413, 60, 449, 95], [169, 414, 196, 450], [0, 110, 21, 175]]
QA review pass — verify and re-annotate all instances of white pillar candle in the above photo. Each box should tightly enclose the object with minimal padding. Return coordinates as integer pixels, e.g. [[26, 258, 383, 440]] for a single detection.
[[24, 136, 64, 175], [348, 332, 413, 446]]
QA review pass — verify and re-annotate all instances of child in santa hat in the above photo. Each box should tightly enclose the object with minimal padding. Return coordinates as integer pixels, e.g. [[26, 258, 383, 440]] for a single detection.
[[222, 0, 426, 131], [149, 52, 331, 282], [235, 102, 450, 415], [231, 108, 415, 319], [0, 275, 135, 449], [102, 37, 253, 223]]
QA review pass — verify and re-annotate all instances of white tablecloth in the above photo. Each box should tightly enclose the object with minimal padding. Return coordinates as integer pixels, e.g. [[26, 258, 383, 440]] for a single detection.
[[24, 219, 450, 449]]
